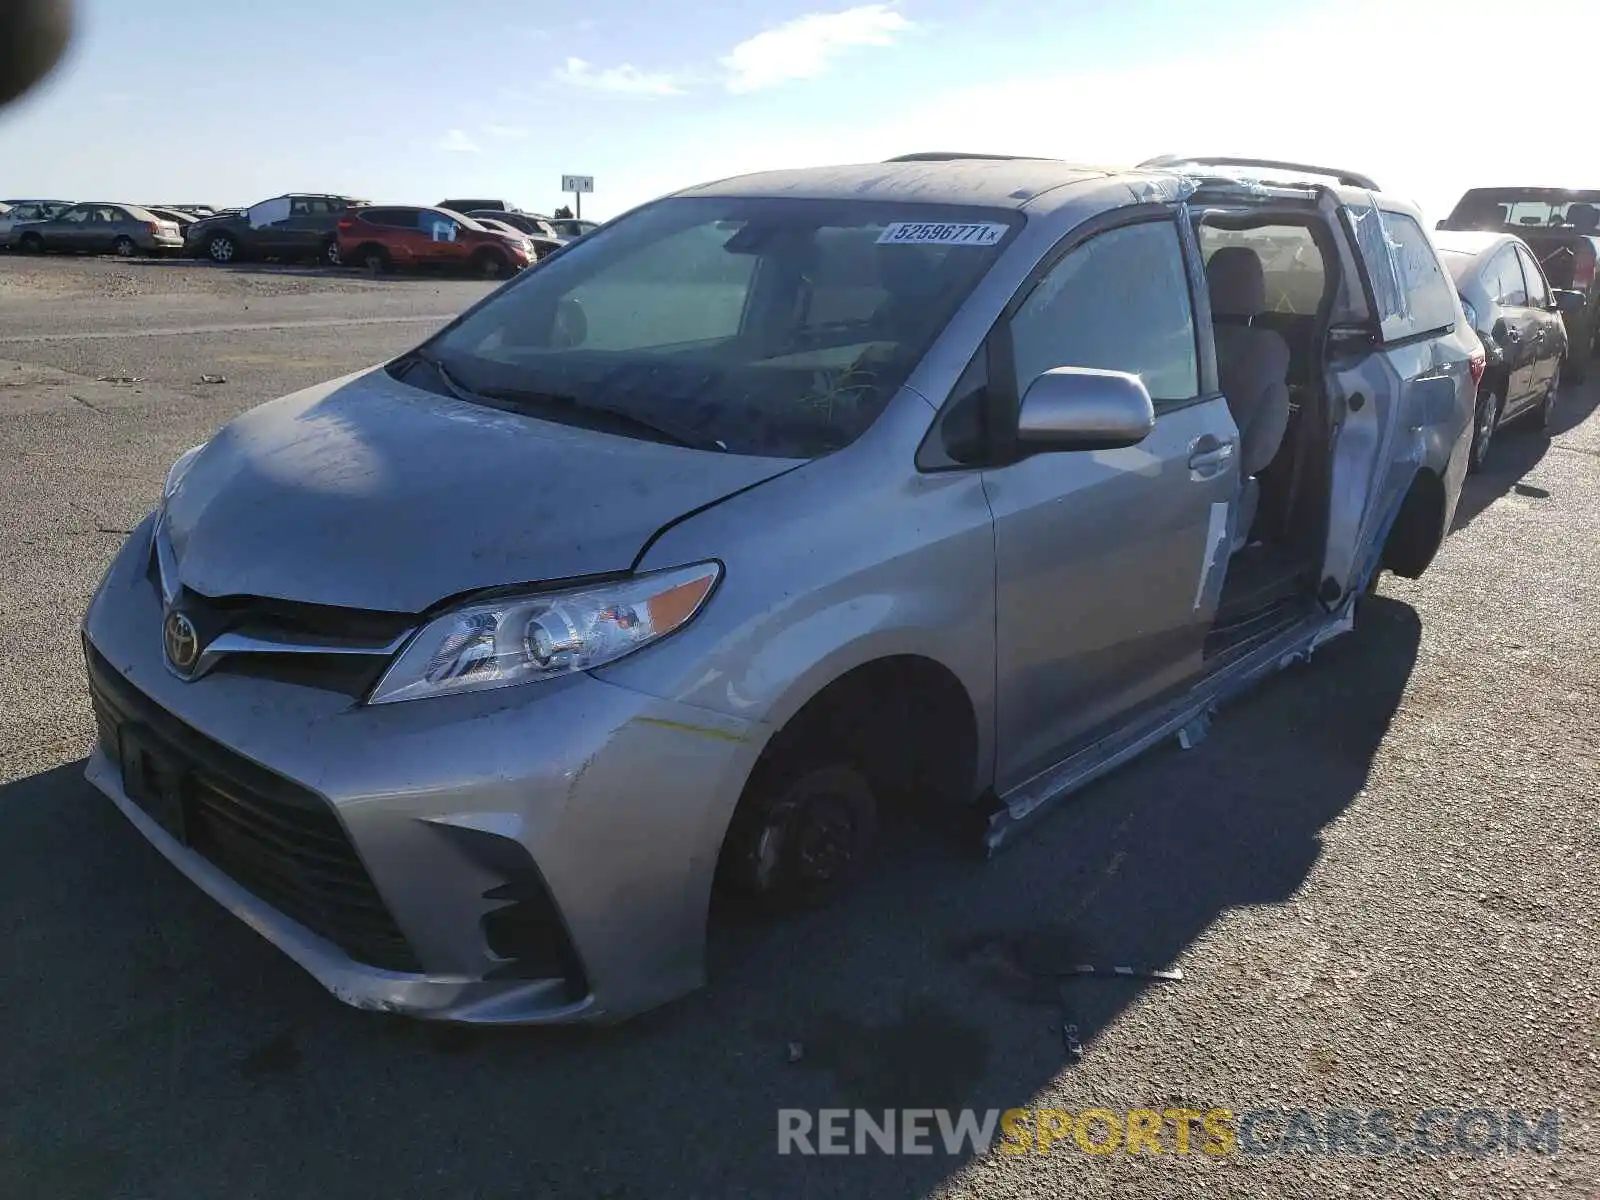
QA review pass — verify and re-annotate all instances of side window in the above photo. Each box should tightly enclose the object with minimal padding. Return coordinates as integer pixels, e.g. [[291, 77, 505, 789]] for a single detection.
[[601, 222, 756, 287], [61, 205, 92, 224], [1377, 211, 1459, 338], [246, 197, 291, 228], [421, 212, 459, 241], [1009, 220, 1199, 405], [564, 220, 758, 350], [1487, 247, 1527, 306], [289, 198, 312, 217], [1517, 247, 1549, 307]]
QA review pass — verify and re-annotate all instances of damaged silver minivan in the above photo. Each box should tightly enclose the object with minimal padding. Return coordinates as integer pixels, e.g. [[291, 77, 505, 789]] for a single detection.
[[81, 153, 1481, 1024]]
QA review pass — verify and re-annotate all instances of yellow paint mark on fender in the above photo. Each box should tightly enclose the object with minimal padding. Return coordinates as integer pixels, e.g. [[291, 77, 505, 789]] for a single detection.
[[634, 716, 745, 743]]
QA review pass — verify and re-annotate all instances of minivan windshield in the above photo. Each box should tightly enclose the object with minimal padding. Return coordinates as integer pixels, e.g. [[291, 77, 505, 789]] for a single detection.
[[423, 196, 1019, 457]]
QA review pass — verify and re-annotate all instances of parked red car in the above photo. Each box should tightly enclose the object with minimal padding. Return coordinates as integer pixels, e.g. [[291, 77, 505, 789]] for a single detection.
[[335, 206, 533, 277]]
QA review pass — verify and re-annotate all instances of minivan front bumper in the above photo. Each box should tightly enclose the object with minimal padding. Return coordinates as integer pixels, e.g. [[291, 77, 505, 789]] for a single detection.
[[81, 516, 767, 1023]]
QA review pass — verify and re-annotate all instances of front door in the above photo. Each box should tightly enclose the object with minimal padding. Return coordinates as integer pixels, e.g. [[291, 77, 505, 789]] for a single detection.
[[243, 197, 294, 256], [985, 216, 1241, 792], [1514, 244, 1558, 406], [1333, 202, 1467, 594], [46, 204, 94, 251], [419, 211, 469, 267]]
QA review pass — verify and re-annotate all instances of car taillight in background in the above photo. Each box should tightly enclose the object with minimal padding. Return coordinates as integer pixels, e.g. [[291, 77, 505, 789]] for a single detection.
[[1468, 348, 1487, 389], [1571, 242, 1596, 291], [336, 218, 355, 232]]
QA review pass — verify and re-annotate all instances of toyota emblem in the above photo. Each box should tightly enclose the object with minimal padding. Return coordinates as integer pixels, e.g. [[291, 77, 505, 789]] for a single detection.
[[163, 610, 200, 675]]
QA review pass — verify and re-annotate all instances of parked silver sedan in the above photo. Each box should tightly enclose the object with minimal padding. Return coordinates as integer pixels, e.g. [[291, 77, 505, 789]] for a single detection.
[[14, 202, 185, 256], [82, 154, 1477, 1024]]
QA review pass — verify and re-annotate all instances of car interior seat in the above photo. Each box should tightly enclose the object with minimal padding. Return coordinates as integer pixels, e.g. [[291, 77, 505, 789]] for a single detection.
[[1568, 203, 1599, 235], [1206, 246, 1292, 552]]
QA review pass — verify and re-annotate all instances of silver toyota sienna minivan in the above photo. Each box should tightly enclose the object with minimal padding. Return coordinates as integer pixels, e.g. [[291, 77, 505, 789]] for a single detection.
[[81, 154, 1486, 1023]]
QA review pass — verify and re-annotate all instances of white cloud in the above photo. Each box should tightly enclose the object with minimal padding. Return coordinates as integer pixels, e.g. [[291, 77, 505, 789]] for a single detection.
[[721, 4, 911, 94], [484, 124, 530, 140], [434, 128, 482, 154], [553, 57, 684, 96]]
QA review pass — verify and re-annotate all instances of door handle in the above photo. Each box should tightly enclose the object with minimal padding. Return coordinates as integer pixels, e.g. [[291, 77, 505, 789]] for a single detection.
[[1504, 327, 1521, 343], [1188, 440, 1236, 474]]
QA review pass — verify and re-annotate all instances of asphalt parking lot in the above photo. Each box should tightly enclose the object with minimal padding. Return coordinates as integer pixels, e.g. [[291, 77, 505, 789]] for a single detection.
[[2, 254, 1596, 1200]]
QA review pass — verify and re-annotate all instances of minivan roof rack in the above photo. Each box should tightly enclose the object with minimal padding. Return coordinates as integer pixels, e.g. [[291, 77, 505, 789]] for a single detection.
[[884, 151, 1046, 163], [1137, 155, 1380, 193]]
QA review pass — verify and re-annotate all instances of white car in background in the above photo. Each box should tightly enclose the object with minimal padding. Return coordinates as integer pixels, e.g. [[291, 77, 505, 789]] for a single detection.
[[0, 198, 73, 247]]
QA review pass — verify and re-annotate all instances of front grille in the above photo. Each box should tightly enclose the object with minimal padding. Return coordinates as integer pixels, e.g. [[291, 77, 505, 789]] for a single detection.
[[85, 644, 420, 972], [144, 528, 412, 697]]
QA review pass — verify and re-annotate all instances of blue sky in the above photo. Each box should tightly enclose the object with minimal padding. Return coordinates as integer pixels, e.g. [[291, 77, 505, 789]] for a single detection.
[[0, 0, 1569, 222]]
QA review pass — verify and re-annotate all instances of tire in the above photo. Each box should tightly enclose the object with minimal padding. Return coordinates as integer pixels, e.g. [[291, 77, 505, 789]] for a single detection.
[[206, 233, 238, 264], [321, 238, 341, 268], [18, 232, 43, 254], [1467, 386, 1501, 473], [471, 248, 508, 279], [355, 244, 390, 273], [1540, 360, 1561, 431], [720, 762, 878, 914], [1567, 316, 1590, 381], [112, 236, 136, 258]]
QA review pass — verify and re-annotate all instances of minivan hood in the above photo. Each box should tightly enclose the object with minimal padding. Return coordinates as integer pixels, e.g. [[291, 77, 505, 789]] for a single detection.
[[162, 367, 800, 613]]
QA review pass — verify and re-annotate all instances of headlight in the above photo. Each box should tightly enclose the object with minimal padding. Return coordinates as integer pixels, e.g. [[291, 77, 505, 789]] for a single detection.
[[163, 443, 206, 502], [368, 562, 721, 705]]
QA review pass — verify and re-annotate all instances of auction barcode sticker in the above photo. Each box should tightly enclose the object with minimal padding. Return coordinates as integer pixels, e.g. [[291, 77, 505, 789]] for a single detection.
[[876, 222, 1009, 247]]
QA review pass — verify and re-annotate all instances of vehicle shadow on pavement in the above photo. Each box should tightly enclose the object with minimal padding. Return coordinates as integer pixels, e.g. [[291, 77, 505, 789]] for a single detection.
[[1452, 375, 1600, 532], [0, 600, 1421, 1200]]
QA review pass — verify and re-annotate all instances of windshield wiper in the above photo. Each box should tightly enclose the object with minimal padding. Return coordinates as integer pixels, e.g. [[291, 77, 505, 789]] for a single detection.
[[403, 353, 728, 452], [406, 348, 484, 406], [475, 386, 729, 453]]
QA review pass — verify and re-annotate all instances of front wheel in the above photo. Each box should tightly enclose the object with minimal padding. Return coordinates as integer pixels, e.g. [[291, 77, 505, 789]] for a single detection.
[[1468, 387, 1501, 473], [321, 238, 341, 267], [471, 249, 508, 279], [206, 234, 238, 264], [720, 763, 878, 914], [18, 233, 43, 254]]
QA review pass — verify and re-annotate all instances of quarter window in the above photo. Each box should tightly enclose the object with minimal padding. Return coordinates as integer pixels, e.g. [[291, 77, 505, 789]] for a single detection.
[[1009, 220, 1199, 405], [1371, 210, 1459, 339]]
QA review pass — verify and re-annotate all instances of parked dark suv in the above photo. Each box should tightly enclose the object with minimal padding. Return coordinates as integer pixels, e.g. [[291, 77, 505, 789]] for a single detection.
[[185, 194, 369, 266]]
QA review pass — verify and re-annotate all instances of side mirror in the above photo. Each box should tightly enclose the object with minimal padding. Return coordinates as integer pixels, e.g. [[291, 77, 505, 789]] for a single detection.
[[1016, 367, 1155, 452], [1435, 219, 1446, 231], [1552, 289, 1586, 315]]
